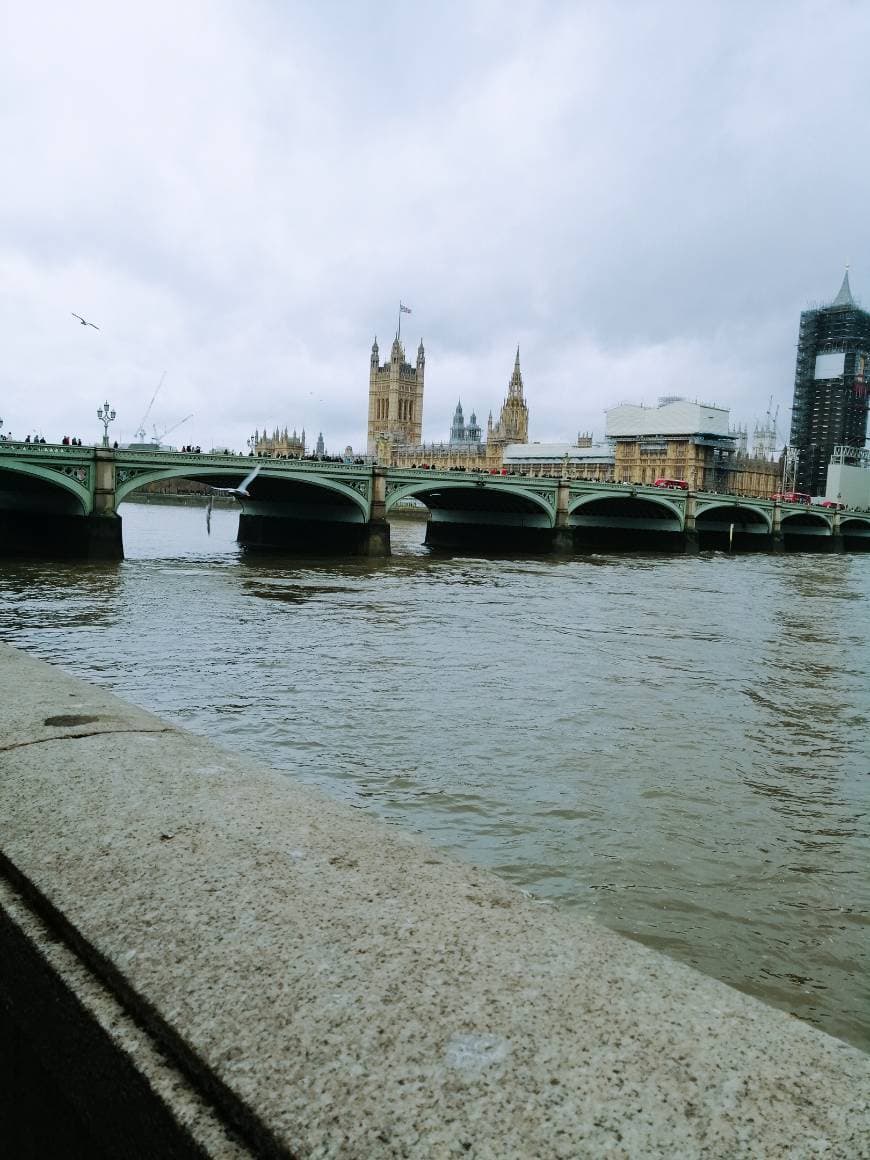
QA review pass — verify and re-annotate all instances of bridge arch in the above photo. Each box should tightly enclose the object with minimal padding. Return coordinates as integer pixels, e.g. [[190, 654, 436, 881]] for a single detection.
[[116, 465, 370, 519], [779, 508, 833, 537], [573, 489, 686, 526], [840, 514, 870, 547], [385, 479, 556, 526], [567, 490, 684, 550], [568, 490, 685, 524], [0, 459, 91, 515], [694, 501, 772, 534]]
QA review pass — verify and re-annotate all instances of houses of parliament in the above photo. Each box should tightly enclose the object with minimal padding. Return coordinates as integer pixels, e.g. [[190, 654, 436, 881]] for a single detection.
[[255, 321, 787, 498], [363, 326, 781, 495], [367, 334, 529, 470]]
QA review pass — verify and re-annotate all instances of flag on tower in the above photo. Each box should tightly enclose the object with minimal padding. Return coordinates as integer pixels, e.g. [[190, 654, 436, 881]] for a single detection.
[[400, 302, 412, 314]]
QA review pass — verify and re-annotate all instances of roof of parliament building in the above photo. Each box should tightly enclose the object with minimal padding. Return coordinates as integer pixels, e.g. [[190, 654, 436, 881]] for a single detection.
[[605, 399, 731, 439]]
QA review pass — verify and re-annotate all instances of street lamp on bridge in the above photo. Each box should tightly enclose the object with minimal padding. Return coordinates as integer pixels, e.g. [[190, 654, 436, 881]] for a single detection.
[[97, 400, 116, 447]]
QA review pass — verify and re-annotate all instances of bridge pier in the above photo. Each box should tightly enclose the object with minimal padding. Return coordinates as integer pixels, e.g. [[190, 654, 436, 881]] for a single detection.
[[364, 466, 391, 556], [92, 449, 117, 516], [82, 513, 124, 560], [424, 519, 554, 553], [361, 518, 391, 556], [551, 527, 574, 554], [551, 480, 573, 554], [237, 514, 390, 556], [0, 511, 123, 561]]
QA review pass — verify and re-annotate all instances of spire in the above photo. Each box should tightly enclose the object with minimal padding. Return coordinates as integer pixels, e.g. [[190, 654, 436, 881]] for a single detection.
[[832, 267, 855, 308], [508, 346, 524, 399]]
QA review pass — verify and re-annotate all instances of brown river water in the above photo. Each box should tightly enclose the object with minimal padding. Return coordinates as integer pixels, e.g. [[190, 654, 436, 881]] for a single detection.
[[1, 501, 868, 1050]]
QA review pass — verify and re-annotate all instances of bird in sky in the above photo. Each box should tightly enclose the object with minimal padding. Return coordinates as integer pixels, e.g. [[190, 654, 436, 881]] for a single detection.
[[71, 313, 99, 329]]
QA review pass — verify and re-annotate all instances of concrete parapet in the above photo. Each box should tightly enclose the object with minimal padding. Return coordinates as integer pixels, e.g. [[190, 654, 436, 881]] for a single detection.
[[0, 643, 868, 1158]]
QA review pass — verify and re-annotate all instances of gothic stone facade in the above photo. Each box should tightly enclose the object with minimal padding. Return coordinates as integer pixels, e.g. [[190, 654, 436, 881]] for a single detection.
[[383, 349, 530, 470], [612, 437, 780, 495], [367, 336, 425, 456], [253, 426, 305, 458]]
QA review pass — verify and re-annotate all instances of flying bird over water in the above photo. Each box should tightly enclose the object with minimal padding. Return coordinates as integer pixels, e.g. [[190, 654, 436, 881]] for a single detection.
[[205, 464, 261, 535], [206, 463, 261, 499], [71, 313, 99, 329]]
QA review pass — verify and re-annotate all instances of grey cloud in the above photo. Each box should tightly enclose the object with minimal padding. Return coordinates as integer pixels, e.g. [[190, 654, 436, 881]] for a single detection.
[[2, 0, 868, 453]]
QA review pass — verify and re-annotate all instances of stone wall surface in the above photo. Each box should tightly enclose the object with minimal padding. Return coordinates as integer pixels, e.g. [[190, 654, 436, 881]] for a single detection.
[[0, 642, 868, 1159]]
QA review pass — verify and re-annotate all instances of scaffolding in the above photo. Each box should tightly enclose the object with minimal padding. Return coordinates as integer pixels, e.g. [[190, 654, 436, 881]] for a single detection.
[[830, 444, 870, 467], [789, 294, 870, 495]]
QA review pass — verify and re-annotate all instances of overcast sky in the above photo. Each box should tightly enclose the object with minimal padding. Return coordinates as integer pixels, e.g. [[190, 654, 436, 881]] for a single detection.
[[3, 0, 868, 453]]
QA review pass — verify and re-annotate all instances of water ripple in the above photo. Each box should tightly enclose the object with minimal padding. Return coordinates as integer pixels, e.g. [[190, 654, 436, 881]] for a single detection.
[[0, 502, 868, 1050]]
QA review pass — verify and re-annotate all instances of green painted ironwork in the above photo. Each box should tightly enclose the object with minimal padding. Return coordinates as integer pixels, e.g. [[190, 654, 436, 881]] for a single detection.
[[2, 443, 870, 548]]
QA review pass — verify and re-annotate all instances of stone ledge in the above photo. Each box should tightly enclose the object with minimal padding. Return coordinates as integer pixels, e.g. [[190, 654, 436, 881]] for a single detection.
[[0, 642, 867, 1158], [0, 877, 251, 1159]]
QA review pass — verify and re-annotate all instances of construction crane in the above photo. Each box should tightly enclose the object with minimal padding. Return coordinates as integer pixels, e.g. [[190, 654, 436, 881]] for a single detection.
[[134, 372, 167, 442], [152, 414, 194, 445], [753, 396, 782, 460], [765, 395, 780, 430]]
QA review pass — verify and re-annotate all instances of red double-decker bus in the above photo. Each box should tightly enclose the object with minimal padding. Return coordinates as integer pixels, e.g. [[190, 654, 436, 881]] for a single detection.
[[771, 491, 811, 504]]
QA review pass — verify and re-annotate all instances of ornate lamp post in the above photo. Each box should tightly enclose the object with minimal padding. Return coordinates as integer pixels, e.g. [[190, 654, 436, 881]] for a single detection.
[[97, 400, 116, 447]]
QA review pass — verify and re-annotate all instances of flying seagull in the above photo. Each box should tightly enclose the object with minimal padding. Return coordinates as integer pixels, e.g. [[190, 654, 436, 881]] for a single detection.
[[205, 464, 261, 535], [71, 313, 99, 329], [206, 463, 261, 499]]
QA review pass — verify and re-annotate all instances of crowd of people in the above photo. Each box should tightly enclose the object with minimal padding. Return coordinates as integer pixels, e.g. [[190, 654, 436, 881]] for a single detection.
[[252, 450, 369, 465], [0, 434, 89, 446]]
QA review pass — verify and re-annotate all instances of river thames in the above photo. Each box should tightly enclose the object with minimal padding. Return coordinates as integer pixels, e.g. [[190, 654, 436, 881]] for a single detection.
[[1, 501, 867, 1051]]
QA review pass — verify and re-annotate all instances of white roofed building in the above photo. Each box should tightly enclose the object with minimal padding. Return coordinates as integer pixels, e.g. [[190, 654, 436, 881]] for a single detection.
[[503, 442, 614, 480], [605, 399, 731, 439], [603, 398, 779, 494]]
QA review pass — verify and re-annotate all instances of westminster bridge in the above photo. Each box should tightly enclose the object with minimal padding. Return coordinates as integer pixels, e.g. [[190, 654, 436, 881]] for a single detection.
[[1, 440, 870, 558]]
